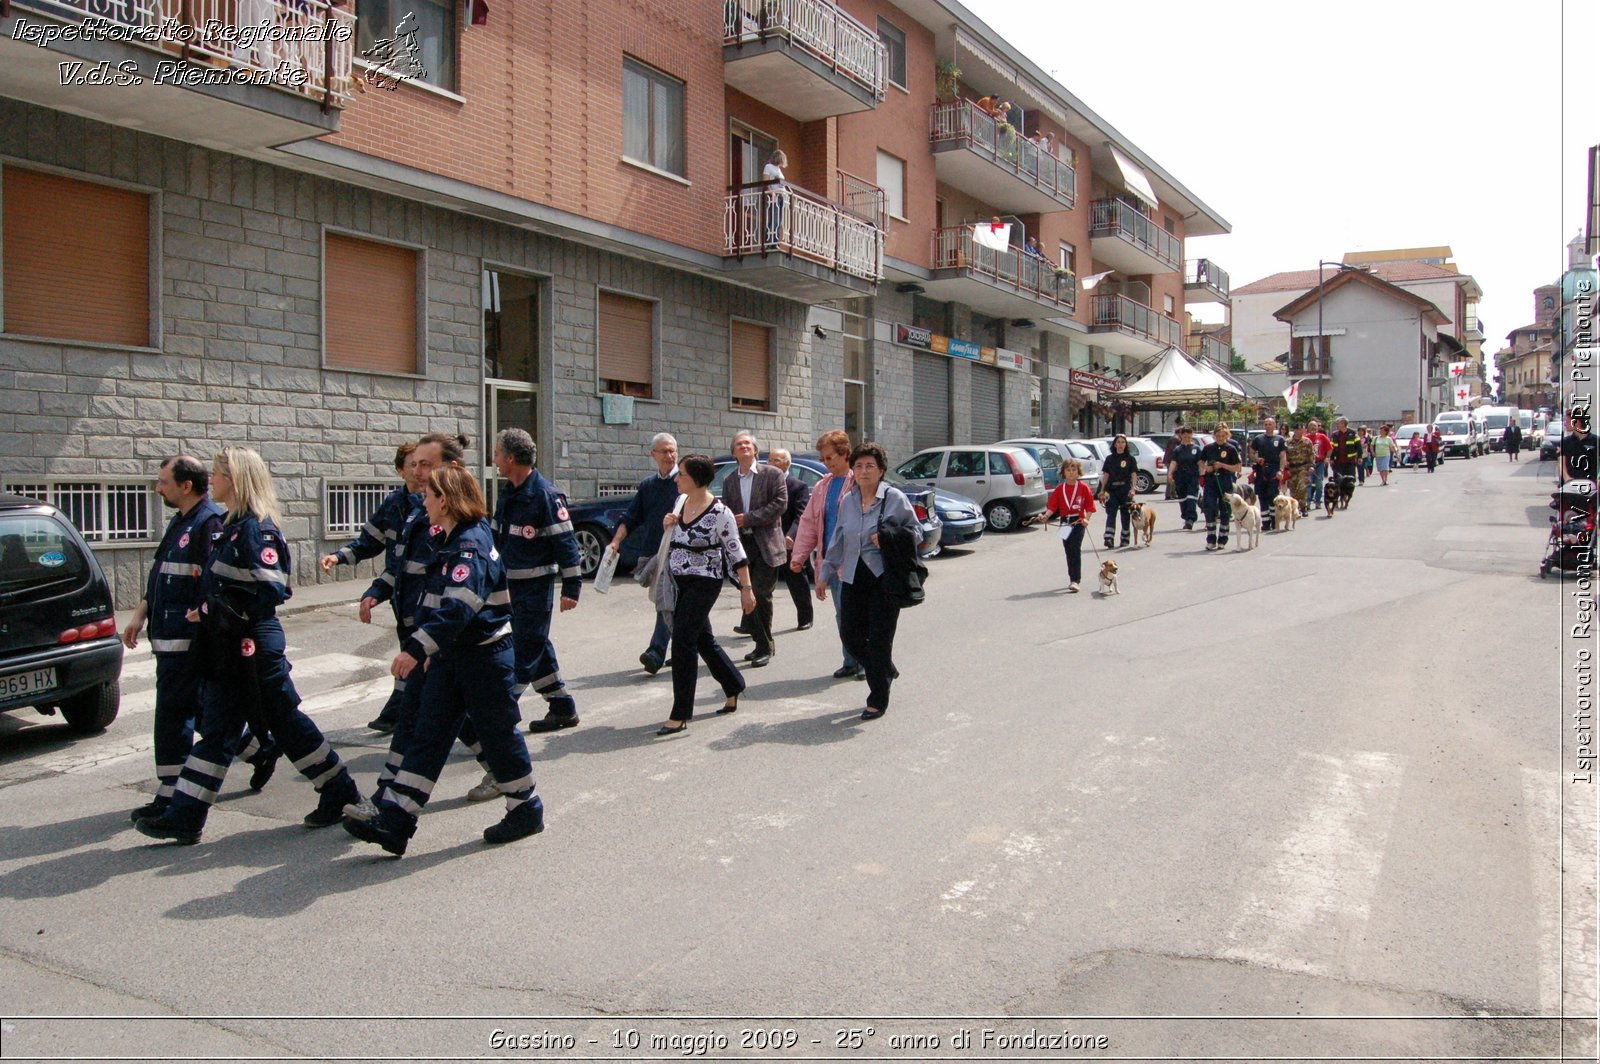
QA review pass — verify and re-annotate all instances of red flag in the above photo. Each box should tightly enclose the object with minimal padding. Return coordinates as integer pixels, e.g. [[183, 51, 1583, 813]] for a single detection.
[[471, 0, 489, 26]]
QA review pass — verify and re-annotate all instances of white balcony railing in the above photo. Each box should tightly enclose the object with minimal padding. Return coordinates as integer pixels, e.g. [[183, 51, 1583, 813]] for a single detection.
[[723, 0, 885, 100], [725, 180, 885, 283], [932, 226, 1075, 311], [13, 0, 357, 108], [929, 99, 1076, 208]]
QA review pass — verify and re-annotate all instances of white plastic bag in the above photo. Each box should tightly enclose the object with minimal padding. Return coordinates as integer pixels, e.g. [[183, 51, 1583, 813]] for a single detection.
[[593, 545, 619, 594]]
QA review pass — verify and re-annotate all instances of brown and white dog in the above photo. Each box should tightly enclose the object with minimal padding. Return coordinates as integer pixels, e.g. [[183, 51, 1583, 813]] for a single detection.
[[1127, 501, 1156, 547], [1272, 494, 1298, 531], [1098, 558, 1120, 595], [1225, 492, 1262, 550]]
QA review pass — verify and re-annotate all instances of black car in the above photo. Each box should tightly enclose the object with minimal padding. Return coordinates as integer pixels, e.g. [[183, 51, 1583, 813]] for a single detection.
[[1541, 426, 1564, 461], [0, 494, 123, 733], [565, 494, 646, 578]]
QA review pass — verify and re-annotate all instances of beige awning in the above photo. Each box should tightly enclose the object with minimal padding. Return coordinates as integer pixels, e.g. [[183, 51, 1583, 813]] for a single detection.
[[1109, 145, 1158, 209]]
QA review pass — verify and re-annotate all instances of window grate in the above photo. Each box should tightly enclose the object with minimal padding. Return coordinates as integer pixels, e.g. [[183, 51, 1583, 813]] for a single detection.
[[596, 483, 636, 499], [1, 479, 160, 544], [324, 482, 391, 539]]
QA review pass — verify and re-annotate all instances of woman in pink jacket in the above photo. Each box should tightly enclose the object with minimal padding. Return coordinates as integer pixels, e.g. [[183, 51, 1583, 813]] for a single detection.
[[788, 429, 860, 679]]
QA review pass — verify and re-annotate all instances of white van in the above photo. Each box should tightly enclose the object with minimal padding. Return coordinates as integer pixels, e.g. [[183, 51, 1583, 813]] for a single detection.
[[1479, 405, 1521, 451], [1433, 412, 1483, 458]]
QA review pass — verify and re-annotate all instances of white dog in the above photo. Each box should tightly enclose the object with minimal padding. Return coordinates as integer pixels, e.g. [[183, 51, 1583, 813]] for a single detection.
[[1226, 492, 1262, 550]]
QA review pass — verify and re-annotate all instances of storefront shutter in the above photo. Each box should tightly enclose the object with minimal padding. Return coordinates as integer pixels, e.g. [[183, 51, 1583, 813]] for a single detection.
[[913, 353, 950, 451]]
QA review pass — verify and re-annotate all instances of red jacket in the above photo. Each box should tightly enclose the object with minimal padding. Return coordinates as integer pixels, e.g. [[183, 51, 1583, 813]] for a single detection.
[[1045, 481, 1098, 522]]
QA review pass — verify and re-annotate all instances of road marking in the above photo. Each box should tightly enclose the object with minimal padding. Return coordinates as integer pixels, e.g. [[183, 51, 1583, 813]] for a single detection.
[[116, 653, 383, 719], [1221, 749, 1405, 978]]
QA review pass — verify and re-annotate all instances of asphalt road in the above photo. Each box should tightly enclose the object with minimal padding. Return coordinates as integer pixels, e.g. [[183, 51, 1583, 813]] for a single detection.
[[1, 454, 1594, 1062]]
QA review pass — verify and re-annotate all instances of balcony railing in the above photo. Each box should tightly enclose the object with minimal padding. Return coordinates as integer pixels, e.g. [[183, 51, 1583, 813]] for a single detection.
[[1185, 258, 1230, 298], [929, 100, 1076, 208], [1090, 294, 1182, 347], [838, 169, 887, 231], [1090, 199, 1182, 272], [932, 226, 1075, 311], [13, 0, 358, 109], [725, 179, 884, 283], [723, 0, 885, 100], [1187, 334, 1231, 370], [1287, 356, 1333, 376]]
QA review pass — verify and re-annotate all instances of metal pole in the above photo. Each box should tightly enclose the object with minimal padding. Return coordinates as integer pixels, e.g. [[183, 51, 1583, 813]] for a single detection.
[[1316, 260, 1326, 400]]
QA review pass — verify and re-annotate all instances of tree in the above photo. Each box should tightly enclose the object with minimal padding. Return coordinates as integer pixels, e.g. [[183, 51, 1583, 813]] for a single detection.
[[1229, 348, 1247, 372]]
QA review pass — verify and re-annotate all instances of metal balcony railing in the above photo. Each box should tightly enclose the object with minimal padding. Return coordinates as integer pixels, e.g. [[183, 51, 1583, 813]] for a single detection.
[[723, 0, 886, 100], [928, 100, 1076, 208], [726, 180, 885, 283], [1287, 356, 1333, 376], [13, 0, 357, 109], [1185, 258, 1230, 298], [933, 226, 1074, 311], [837, 169, 887, 231], [1090, 294, 1182, 347], [1187, 334, 1230, 370], [1090, 199, 1182, 272]]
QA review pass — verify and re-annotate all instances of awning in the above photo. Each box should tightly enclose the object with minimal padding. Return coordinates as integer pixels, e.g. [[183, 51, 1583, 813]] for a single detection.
[[1115, 346, 1244, 410], [1109, 145, 1158, 209]]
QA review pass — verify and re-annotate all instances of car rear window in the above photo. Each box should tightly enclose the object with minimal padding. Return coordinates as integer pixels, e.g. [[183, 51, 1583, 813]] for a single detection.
[[0, 514, 90, 600]]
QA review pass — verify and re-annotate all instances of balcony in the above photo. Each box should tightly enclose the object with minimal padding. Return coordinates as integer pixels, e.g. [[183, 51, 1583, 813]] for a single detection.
[[1286, 355, 1333, 377], [928, 100, 1076, 214], [1464, 315, 1485, 340], [1088, 294, 1182, 358], [922, 225, 1075, 319], [722, 0, 884, 121], [724, 175, 884, 301], [0, 0, 355, 150], [1187, 334, 1231, 371], [1183, 258, 1230, 304], [1089, 199, 1182, 277]]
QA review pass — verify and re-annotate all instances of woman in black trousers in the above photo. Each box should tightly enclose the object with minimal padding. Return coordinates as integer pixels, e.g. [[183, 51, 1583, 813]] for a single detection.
[[819, 443, 922, 720], [655, 454, 756, 736], [1099, 434, 1139, 548]]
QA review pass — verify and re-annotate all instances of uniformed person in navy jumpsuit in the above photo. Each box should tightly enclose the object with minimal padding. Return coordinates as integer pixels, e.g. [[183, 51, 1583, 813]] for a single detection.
[[136, 448, 361, 845], [122, 456, 224, 823], [344, 465, 545, 856], [1200, 425, 1244, 551], [489, 428, 583, 733]]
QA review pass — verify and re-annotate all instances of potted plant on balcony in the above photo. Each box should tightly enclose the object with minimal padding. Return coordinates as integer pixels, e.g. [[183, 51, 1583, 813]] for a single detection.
[[935, 59, 962, 101]]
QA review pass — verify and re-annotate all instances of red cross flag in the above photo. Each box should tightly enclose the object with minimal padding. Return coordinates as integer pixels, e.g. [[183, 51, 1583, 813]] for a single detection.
[[1449, 360, 1470, 379], [1283, 380, 1300, 415], [972, 220, 1012, 253], [1454, 386, 1471, 407]]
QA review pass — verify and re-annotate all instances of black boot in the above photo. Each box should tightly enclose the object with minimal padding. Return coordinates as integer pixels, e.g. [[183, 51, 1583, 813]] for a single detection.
[[343, 804, 413, 856], [483, 798, 545, 845], [247, 747, 279, 792], [304, 771, 359, 829], [130, 798, 168, 824]]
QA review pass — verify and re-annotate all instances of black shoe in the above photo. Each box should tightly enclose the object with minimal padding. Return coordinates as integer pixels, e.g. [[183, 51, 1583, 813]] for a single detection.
[[130, 799, 168, 824], [655, 721, 688, 736], [745, 651, 772, 668], [833, 664, 862, 679], [247, 751, 279, 792], [305, 775, 359, 829], [1120, 538, 1131, 549], [343, 812, 408, 856], [716, 694, 740, 715], [135, 816, 200, 845], [732, 621, 751, 635], [861, 707, 887, 721], [528, 713, 580, 733], [1103, 539, 1114, 549], [484, 801, 545, 844], [796, 618, 813, 631], [366, 716, 396, 735], [889, 667, 900, 680], [639, 651, 664, 675]]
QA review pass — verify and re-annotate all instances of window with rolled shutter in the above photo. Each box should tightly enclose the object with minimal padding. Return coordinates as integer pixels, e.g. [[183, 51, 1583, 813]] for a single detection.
[[325, 232, 420, 374], [598, 291, 654, 398], [2, 166, 151, 347], [730, 320, 772, 412]]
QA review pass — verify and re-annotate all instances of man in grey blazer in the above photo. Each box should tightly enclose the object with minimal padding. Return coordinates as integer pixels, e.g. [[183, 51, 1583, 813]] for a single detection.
[[721, 430, 788, 667]]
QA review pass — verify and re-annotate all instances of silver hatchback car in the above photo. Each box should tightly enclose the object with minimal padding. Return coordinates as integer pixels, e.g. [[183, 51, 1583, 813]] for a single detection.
[[893, 445, 1048, 532]]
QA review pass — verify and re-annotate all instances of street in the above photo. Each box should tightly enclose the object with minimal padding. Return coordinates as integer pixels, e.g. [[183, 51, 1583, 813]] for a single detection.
[[1, 455, 1594, 1062]]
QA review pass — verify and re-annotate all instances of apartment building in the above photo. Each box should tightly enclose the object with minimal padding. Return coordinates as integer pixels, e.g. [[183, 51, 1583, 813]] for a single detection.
[[0, 0, 1226, 604]]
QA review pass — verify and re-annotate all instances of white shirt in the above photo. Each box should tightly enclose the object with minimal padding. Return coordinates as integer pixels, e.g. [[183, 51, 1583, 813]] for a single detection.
[[735, 466, 755, 513], [762, 162, 785, 185]]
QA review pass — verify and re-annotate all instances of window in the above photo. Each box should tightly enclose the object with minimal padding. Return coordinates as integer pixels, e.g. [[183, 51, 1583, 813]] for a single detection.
[[730, 320, 773, 412], [324, 232, 421, 375], [731, 121, 779, 186], [2, 480, 159, 545], [323, 481, 393, 538], [484, 268, 542, 467], [1163, 294, 1175, 315], [356, 0, 457, 90], [876, 150, 906, 220], [1163, 215, 1175, 233], [2, 166, 151, 347], [1058, 242, 1076, 274], [896, 452, 943, 479], [988, 453, 1012, 476], [598, 291, 655, 399], [624, 58, 686, 177], [946, 451, 986, 477], [0, 512, 91, 595], [878, 19, 907, 88]]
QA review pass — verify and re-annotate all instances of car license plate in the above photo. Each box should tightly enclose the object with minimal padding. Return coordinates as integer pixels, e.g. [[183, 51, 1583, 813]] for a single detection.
[[0, 667, 57, 704]]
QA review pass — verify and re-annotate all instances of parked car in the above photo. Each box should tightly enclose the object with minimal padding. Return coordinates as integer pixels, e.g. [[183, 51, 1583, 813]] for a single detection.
[[710, 454, 945, 558], [1431, 414, 1480, 459], [1541, 424, 1564, 461], [998, 438, 1103, 492], [0, 494, 123, 733], [1087, 435, 1168, 493], [565, 494, 645, 578], [893, 445, 1047, 532]]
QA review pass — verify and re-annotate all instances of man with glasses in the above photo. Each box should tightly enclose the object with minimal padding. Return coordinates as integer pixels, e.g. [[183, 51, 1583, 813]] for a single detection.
[[607, 433, 680, 675]]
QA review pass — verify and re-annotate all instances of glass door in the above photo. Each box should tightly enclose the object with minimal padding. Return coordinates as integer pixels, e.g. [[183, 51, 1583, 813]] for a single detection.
[[483, 268, 543, 505]]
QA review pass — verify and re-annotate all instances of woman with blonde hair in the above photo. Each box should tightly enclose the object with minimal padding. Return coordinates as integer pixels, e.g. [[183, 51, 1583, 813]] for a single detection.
[[136, 447, 362, 845]]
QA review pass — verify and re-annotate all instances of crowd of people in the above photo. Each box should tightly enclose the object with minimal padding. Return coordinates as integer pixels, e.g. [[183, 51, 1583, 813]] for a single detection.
[[119, 428, 922, 855]]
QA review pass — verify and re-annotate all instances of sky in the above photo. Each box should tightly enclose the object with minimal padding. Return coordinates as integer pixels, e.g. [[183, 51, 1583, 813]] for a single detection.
[[965, 0, 1596, 358]]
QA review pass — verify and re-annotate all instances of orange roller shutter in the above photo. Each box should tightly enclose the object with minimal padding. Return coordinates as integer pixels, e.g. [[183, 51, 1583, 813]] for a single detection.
[[325, 233, 419, 374], [730, 320, 771, 411], [598, 292, 654, 398], [3, 167, 150, 347]]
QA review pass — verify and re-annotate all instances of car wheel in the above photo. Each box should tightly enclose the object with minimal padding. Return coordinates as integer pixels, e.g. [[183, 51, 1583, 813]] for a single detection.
[[985, 501, 1018, 532], [59, 682, 119, 733], [1135, 471, 1156, 494], [573, 525, 606, 578]]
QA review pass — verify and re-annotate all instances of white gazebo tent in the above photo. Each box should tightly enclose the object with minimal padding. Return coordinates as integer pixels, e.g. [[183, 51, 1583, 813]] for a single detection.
[[1114, 345, 1245, 412]]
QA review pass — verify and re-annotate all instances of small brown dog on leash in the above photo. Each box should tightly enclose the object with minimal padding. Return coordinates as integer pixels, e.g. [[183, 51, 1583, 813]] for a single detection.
[[1098, 558, 1120, 595], [1127, 501, 1156, 547]]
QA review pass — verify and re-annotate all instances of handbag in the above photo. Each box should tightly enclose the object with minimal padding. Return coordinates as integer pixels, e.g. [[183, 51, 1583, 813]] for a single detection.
[[648, 496, 687, 616]]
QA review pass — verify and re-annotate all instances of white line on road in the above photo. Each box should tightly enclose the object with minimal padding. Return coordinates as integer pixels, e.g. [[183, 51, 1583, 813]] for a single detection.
[[115, 653, 384, 719]]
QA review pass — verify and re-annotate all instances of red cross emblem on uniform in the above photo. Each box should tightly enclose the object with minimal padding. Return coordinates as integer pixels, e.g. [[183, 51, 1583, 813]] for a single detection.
[[451, 563, 471, 583], [556, 505, 569, 521], [260, 547, 278, 566], [240, 638, 256, 658], [178, 532, 190, 548]]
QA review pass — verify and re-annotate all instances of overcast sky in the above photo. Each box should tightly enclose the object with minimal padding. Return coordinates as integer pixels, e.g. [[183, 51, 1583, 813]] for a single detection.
[[965, 0, 1595, 354]]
